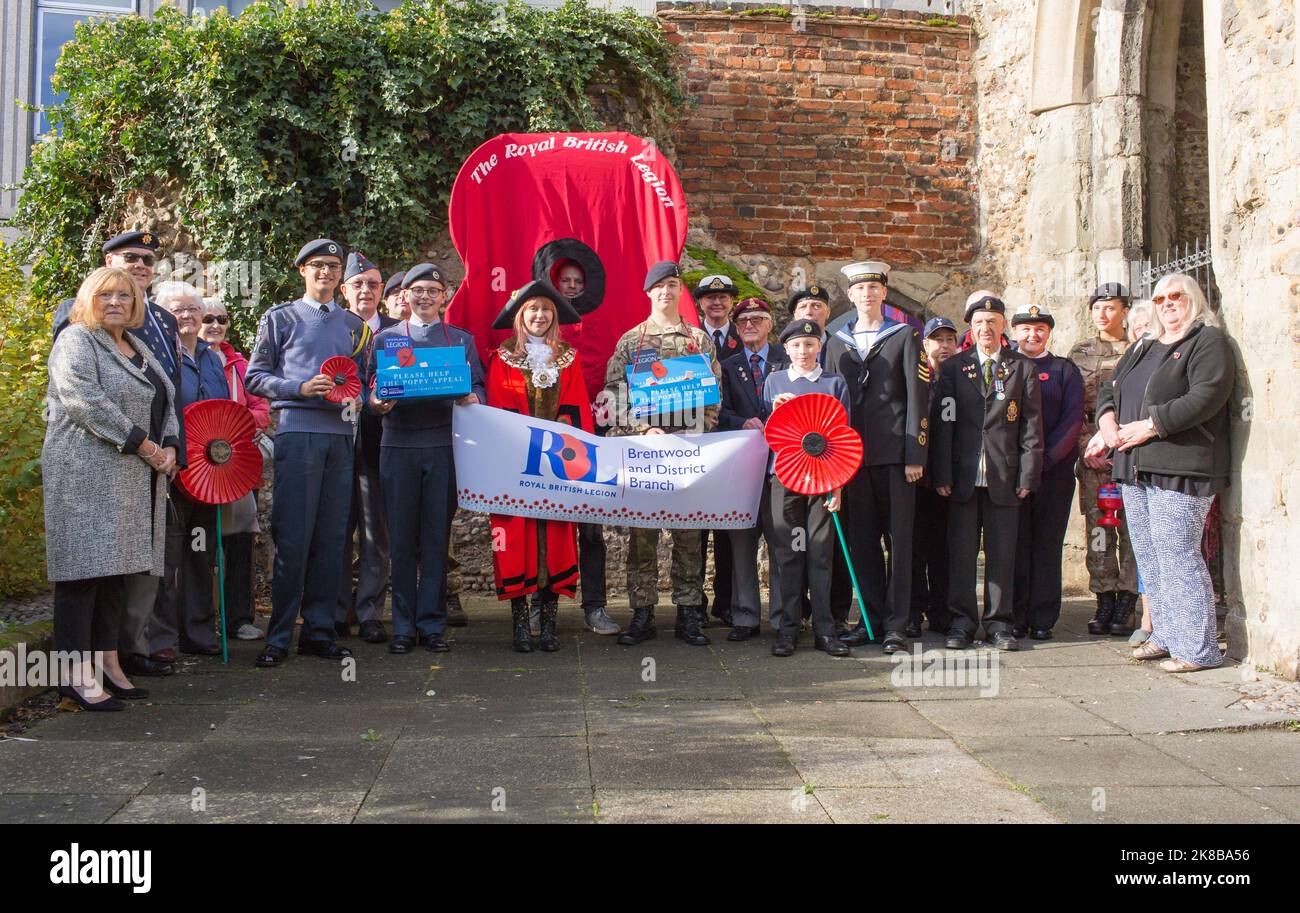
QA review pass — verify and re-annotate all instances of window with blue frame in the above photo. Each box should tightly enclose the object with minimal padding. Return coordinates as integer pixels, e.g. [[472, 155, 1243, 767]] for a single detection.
[[35, 1, 136, 136]]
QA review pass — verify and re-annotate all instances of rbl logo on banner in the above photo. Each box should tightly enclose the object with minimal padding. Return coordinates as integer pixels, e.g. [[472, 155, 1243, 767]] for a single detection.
[[522, 427, 618, 486]]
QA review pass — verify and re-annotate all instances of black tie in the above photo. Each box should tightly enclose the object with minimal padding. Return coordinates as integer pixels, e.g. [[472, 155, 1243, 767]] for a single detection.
[[713, 329, 724, 353], [319, 304, 329, 316], [750, 353, 763, 395]]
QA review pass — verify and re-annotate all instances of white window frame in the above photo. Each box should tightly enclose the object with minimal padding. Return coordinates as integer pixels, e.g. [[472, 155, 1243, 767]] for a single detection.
[[33, 1, 138, 137]]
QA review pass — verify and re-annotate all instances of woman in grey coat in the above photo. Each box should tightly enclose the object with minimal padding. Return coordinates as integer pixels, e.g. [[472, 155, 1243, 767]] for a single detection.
[[44, 267, 180, 711]]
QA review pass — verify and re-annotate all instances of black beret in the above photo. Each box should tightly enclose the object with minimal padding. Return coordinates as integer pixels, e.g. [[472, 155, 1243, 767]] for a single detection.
[[102, 230, 159, 254], [643, 260, 681, 291], [1089, 282, 1130, 305], [778, 318, 823, 344], [295, 238, 344, 267], [693, 274, 737, 299], [492, 280, 581, 331], [963, 293, 1006, 323], [533, 238, 606, 317], [383, 271, 406, 299], [343, 251, 380, 281], [403, 263, 447, 289], [786, 284, 830, 310]]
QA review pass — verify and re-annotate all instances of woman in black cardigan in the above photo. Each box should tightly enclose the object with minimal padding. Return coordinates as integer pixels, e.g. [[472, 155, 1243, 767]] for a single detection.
[[1084, 274, 1233, 672]]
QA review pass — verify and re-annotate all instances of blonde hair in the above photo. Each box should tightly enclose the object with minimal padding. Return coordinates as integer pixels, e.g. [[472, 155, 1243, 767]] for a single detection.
[[510, 295, 560, 357], [1152, 273, 1217, 329], [70, 267, 144, 330], [1127, 299, 1156, 341]]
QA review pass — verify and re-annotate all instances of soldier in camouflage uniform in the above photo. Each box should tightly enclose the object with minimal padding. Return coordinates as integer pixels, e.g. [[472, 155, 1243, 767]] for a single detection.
[[1068, 282, 1139, 634], [601, 261, 722, 647]]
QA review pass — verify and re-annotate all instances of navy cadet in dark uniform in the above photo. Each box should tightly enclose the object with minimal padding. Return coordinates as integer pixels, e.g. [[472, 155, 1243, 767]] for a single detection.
[[1010, 302, 1084, 640], [932, 291, 1044, 651], [694, 273, 742, 625], [824, 261, 929, 654], [789, 284, 833, 367], [52, 229, 186, 680], [909, 316, 958, 638], [382, 270, 408, 320], [337, 252, 399, 643], [245, 238, 372, 667], [370, 264, 485, 655], [718, 297, 789, 640], [763, 319, 851, 658]]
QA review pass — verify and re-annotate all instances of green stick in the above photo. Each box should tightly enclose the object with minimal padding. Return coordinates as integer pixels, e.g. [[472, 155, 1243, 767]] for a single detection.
[[831, 511, 874, 640]]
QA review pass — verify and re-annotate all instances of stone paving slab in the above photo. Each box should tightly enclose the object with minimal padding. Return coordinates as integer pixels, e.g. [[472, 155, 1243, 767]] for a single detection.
[[588, 734, 802, 790], [356, 789, 594, 823], [586, 699, 767, 738], [1073, 685, 1295, 733], [0, 793, 132, 824], [594, 788, 833, 823], [1030, 785, 1294, 824], [402, 697, 587, 739], [142, 740, 389, 795], [815, 786, 1059, 824], [370, 735, 591, 793], [0, 740, 193, 794], [752, 700, 947, 739], [110, 790, 367, 824], [959, 735, 1220, 788], [913, 696, 1127, 738], [24, 703, 236, 743], [211, 702, 418, 743], [1135, 731, 1300, 786]]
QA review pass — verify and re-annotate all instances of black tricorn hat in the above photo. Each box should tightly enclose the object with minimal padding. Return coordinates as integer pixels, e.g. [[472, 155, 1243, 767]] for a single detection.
[[532, 238, 606, 317], [492, 280, 582, 331]]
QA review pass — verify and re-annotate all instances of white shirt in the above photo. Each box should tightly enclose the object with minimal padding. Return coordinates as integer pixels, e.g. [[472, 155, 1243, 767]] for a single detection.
[[974, 348, 1000, 487], [788, 364, 824, 382], [408, 312, 441, 329], [851, 318, 883, 357], [365, 313, 381, 333], [304, 294, 336, 312], [705, 321, 731, 348]]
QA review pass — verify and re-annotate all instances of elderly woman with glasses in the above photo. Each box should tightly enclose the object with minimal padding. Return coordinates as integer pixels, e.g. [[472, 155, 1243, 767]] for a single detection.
[[1085, 274, 1233, 673]]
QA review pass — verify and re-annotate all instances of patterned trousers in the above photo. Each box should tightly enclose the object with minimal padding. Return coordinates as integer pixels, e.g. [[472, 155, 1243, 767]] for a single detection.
[[1121, 482, 1221, 668]]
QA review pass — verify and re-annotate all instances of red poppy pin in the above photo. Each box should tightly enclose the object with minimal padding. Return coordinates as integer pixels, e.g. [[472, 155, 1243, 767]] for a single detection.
[[650, 361, 668, 379], [1173, 351, 1182, 359], [1039, 372, 1050, 381], [727, 338, 738, 349], [686, 341, 698, 354]]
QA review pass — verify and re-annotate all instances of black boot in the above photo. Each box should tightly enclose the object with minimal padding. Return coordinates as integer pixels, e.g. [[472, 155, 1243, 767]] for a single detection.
[[617, 606, 656, 645], [511, 598, 533, 653], [1087, 592, 1116, 635], [539, 600, 560, 652], [1109, 591, 1138, 636], [674, 605, 710, 646]]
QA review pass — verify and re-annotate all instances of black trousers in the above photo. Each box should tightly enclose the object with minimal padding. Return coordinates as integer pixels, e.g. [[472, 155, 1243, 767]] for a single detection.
[[700, 527, 734, 615], [54, 575, 126, 655], [910, 484, 951, 630], [768, 478, 835, 640], [577, 423, 607, 611], [222, 531, 255, 630], [1013, 476, 1077, 631], [947, 488, 1019, 638], [841, 463, 915, 637], [149, 491, 219, 654]]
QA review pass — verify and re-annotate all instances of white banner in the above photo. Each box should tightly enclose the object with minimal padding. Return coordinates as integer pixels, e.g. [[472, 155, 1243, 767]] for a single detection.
[[452, 404, 768, 529]]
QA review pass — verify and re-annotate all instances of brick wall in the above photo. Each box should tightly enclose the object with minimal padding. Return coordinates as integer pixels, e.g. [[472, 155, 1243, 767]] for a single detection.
[[661, 4, 978, 265]]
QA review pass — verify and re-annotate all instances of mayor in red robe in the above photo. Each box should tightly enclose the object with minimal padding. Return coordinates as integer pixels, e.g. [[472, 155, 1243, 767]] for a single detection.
[[486, 280, 592, 652]]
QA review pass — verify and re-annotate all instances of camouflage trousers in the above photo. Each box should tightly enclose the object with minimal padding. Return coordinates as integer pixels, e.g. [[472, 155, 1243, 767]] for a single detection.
[[1077, 464, 1138, 593], [626, 526, 704, 609]]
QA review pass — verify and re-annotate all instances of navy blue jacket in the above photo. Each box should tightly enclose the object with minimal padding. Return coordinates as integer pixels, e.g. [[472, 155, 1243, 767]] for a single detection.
[[718, 345, 790, 429], [1026, 352, 1084, 480], [178, 339, 231, 408]]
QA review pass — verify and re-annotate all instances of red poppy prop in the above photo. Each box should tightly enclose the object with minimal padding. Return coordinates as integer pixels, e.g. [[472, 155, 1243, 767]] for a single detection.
[[397, 346, 416, 368], [650, 361, 667, 379], [763, 392, 873, 639], [764, 393, 863, 496], [176, 399, 264, 664], [321, 356, 361, 403]]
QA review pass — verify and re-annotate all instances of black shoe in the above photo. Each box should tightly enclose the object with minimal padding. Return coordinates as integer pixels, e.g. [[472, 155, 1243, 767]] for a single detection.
[[771, 637, 796, 657], [359, 620, 388, 644], [181, 643, 222, 656], [335, 621, 352, 638], [815, 635, 851, 657], [511, 598, 533, 653], [1012, 624, 1029, 639], [945, 631, 971, 650], [255, 645, 288, 668], [446, 593, 468, 627], [1087, 592, 1117, 635], [882, 632, 907, 654], [539, 601, 560, 653], [1030, 628, 1052, 641], [420, 634, 450, 653], [991, 632, 1020, 651], [837, 623, 872, 646], [710, 607, 734, 628], [122, 654, 173, 678], [904, 621, 923, 638], [674, 605, 710, 646], [104, 679, 149, 700], [1109, 591, 1138, 636], [727, 625, 761, 642], [58, 686, 125, 712], [297, 640, 354, 660], [617, 607, 657, 646], [388, 636, 414, 654]]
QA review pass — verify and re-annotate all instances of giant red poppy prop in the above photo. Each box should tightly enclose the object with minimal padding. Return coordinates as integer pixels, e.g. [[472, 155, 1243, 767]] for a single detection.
[[321, 356, 361, 403], [764, 393, 863, 496], [762, 392, 873, 639], [178, 399, 264, 506]]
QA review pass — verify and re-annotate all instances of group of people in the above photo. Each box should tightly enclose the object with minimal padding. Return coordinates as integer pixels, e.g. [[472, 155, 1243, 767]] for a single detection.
[[41, 227, 1235, 711]]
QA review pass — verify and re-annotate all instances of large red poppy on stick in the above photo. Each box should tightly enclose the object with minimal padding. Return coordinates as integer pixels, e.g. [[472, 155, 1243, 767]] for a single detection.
[[177, 400, 264, 506], [764, 393, 863, 496], [321, 356, 361, 403]]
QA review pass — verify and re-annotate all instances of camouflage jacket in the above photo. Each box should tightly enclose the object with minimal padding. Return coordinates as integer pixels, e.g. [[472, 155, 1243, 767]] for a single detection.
[[602, 318, 721, 435], [1067, 335, 1129, 451]]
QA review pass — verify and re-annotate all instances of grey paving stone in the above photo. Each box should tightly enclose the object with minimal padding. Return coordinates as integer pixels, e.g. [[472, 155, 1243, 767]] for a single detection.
[[419, 668, 582, 702], [961, 735, 1219, 788], [776, 736, 1002, 789], [594, 788, 833, 823], [1020, 662, 1188, 696], [1030, 785, 1292, 824], [110, 790, 366, 824], [1249, 787, 1300, 822], [1136, 730, 1300, 786], [370, 735, 591, 793], [143, 739, 389, 795], [1073, 685, 1297, 734], [0, 740, 193, 794], [588, 734, 801, 790], [586, 699, 766, 738], [211, 702, 417, 743], [24, 704, 236, 743], [0, 793, 132, 824], [356, 788, 594, 823], [402, 697, 586, 739], [913, 696, 1126, 737], [816, 786, 1060, 824], [753, 700, 947, 739]]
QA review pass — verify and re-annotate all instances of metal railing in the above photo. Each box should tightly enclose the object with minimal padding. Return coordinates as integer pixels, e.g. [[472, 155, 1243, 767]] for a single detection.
[[1139, 236, 1218, 310]]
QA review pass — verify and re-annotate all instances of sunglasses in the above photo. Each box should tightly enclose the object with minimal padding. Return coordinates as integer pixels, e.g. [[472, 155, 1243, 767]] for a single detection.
[[120, 252, 156, 266], [1152, 291, 1186, 305], [202, 315, 229, 325]]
